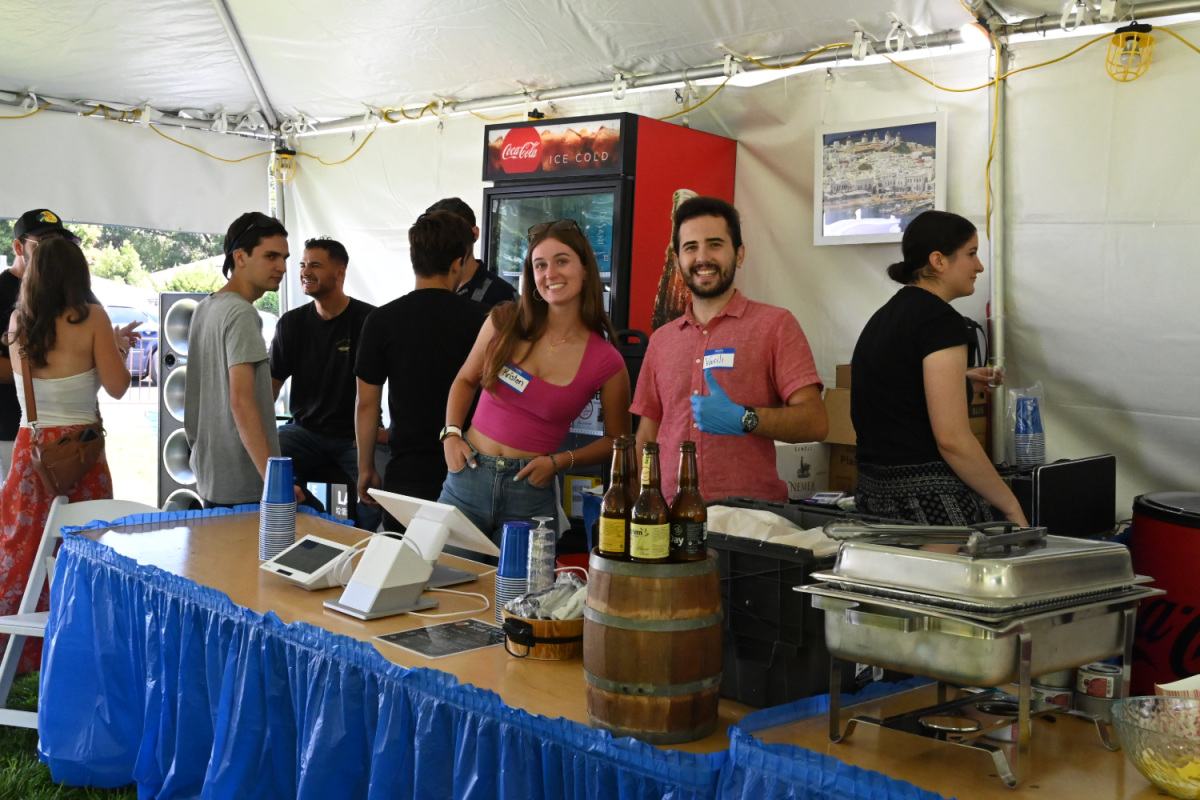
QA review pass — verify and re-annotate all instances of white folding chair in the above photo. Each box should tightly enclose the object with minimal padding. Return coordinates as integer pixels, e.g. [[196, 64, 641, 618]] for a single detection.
[[0, 496, 158, 729]]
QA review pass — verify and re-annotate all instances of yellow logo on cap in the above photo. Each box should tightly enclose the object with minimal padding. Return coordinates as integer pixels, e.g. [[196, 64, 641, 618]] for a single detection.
[[39, 211, 58, 224]]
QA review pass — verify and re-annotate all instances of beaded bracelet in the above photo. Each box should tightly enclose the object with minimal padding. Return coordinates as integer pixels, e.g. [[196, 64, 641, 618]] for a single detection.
[[548, 454, 560, 473]]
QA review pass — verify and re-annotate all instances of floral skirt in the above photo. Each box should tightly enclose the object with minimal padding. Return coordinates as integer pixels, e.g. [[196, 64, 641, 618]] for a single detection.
[[0, 425, 113, 673], [855, 460, 993, 527]]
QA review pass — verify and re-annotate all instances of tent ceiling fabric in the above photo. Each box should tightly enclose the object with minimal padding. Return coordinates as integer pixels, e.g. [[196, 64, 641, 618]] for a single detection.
[[2, 0, 975, 120]]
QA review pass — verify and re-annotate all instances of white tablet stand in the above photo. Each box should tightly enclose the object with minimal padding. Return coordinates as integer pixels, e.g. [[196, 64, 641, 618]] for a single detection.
[[322, 491, 501, 621]]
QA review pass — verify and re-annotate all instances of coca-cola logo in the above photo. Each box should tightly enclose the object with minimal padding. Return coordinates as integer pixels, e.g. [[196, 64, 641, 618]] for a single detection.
[[499, 127, 541, 174]]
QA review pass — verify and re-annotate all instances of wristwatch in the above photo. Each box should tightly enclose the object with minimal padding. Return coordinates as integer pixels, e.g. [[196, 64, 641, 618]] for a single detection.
[[439, 425, 462, 442], [741, 407, 759, 434]]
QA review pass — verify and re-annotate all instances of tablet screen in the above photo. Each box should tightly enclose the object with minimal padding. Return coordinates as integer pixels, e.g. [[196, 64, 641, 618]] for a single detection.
[[273, 540, 344, 574]]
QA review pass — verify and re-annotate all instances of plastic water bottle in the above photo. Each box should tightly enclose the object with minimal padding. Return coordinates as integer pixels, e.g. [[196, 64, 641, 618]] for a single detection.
[[526, 516, 557, 593]]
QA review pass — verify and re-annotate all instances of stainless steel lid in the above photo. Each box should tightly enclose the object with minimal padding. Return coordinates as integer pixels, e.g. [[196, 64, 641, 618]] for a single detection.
[[820, 534, 1137, 603]]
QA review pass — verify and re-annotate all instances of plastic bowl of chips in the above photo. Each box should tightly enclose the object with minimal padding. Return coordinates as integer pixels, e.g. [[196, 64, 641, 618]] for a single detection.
[[1112, 697, 1200, 799]]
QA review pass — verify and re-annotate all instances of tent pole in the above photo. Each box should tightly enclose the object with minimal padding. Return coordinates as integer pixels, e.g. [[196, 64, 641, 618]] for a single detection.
[[209, 0, 279, 131], [989, 34, 1010, 463]]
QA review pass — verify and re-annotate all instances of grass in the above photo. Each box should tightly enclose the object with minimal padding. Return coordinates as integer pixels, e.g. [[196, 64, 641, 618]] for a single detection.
[[0, 673, 136, 799]]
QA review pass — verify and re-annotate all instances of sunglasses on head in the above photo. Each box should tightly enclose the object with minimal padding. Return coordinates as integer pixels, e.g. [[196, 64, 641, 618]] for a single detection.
[[227, 219, 275, 256], [527, 219, 580, 240]]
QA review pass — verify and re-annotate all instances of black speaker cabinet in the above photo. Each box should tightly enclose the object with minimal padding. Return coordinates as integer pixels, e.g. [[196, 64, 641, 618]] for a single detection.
[[158, 292, 206, 510]]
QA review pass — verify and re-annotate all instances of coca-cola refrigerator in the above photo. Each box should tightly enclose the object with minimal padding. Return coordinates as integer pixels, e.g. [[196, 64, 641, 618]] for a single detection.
[[480, 112, 736, 528], [481, 112, 736, 335]]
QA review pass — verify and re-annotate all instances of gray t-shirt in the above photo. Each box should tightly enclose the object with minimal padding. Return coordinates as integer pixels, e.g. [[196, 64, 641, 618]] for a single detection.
[[184, 292, 279, 504]]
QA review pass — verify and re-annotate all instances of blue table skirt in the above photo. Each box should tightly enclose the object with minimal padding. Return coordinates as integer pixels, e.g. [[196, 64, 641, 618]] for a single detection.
[[38, 509, 949, 800]]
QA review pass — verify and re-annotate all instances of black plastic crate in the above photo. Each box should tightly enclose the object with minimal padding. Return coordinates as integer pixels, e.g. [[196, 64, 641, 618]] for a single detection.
[[709, 497, 909, 708]]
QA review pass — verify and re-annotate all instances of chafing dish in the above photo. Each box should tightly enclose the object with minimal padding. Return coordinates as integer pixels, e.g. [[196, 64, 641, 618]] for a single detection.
[[798, 523, 1163, 788]]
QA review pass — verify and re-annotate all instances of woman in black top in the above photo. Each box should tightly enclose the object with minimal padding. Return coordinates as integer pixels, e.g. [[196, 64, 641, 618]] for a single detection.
[[850, 211, 1027, 526]]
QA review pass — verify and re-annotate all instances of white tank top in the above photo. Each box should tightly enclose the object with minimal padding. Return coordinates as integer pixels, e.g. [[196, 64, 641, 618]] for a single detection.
[[15, 369, 102, 427]]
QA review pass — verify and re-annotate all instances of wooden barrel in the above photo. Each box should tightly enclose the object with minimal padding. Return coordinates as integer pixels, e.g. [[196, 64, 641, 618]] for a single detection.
[[583, 550, 722, 745]]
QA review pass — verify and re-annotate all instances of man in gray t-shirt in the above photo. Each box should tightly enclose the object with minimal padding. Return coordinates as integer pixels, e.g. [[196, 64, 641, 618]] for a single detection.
[[185, 212, 301, 507]]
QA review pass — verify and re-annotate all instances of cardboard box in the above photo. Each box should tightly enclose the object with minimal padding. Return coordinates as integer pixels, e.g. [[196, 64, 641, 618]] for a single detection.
[[775, 441, 830, 500], [829, 444, 857, 493], [823, 388, 856, 446], [835, 364, 852, 390], [969, 392, 988, 450]]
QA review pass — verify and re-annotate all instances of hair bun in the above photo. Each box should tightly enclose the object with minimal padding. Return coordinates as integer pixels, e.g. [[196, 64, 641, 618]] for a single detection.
[[886, 259, 916, 284]]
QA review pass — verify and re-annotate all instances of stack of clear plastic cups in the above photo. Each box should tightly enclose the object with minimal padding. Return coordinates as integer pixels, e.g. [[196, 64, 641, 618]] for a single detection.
[[259, 457, 297, 560], [495, 521, 530, 624], [526, 516, 557, 594], [1015, 396, 1046, 467]]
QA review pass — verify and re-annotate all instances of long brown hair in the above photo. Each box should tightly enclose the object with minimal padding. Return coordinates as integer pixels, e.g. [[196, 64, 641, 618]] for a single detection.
[[482, 224, 617, 391], [3, 238, 93, 368]]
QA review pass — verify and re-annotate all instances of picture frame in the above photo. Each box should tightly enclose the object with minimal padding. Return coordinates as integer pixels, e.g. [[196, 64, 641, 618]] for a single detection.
[[813, 112, 947, 246]]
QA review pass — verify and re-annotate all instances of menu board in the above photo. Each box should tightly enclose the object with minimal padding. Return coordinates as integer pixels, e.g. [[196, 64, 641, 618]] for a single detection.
[[484, 116, 625, 180], [375, 619, 505, 660]]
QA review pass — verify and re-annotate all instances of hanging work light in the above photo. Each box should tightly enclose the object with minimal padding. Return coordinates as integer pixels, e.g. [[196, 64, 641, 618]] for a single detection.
[[272, 148, 297, 183], [1107, 23, 1154, 82]]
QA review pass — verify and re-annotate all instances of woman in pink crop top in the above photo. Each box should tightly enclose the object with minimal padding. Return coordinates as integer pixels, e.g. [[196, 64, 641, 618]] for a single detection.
[[438, 220, 631, 542]]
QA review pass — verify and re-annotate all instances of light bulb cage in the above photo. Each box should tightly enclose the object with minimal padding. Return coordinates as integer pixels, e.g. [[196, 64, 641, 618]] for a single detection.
[[272, 148, 297, 184], [1106, 24, 1154, 82]]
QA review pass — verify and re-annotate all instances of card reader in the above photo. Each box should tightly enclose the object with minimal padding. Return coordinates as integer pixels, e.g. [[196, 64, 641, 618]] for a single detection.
[[260, 535, 353, 590]]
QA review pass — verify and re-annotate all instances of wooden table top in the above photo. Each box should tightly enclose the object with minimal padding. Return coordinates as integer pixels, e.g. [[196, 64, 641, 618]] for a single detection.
[[81, 510, 752, 755], [756, 683, 1161, 798]]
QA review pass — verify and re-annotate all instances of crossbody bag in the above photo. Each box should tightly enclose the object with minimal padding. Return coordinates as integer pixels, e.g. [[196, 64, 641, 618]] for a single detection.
[[20, 353, 106, 496]]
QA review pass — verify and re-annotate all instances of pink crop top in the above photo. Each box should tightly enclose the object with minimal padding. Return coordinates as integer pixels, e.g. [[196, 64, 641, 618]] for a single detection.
[[472, 332, 625, 453]]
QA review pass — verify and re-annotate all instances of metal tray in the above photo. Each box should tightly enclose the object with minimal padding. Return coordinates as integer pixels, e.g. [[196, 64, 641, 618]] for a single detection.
[[802, 585, 1161, 685], [825, 535, 1136, 603]]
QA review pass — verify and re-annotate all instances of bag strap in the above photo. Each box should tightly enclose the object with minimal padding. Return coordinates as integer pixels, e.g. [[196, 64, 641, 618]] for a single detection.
[[19, 351, 39, 429]]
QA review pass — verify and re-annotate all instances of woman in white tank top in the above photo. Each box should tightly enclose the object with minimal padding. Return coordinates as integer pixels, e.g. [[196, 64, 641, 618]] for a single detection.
[[0, 237, 138, 674]]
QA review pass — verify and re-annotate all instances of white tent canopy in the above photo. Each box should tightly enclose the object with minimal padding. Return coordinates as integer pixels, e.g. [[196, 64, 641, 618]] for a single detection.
[[3, 0, 1199, 519], [3, 1, 973, 120]]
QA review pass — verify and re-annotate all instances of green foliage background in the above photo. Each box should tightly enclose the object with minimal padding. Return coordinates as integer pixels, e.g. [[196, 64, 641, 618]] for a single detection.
[[0, 219, 279, 313]]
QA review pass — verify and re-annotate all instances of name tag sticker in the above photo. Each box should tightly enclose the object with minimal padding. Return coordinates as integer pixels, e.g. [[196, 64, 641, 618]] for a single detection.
[[703, 348, 735, 370], [498, 364, 532, 393]]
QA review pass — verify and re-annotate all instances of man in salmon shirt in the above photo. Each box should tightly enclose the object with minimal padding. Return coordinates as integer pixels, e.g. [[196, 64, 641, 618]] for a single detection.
[[632, 197, 828, 502]]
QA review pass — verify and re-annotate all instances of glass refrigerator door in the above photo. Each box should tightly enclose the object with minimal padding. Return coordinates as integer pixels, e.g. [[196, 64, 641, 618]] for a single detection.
[[489, 189, 616, 311]]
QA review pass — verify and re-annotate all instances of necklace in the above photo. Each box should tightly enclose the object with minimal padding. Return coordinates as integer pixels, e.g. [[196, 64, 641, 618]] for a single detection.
[[546, 332, 573, 355]]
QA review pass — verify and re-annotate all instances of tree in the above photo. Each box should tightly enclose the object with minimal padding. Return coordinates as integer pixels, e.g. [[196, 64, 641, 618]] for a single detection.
[[161, 263, 224, 294], [91, 242, 153, 288], [254, 291, 279, 316]]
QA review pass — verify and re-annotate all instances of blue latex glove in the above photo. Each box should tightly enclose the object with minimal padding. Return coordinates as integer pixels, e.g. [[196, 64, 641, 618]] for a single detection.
[[691, 370, 745, 436]]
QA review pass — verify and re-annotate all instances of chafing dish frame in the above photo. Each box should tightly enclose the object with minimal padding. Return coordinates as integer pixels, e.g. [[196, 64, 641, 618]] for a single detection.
[[801, 584, 1162, 788]]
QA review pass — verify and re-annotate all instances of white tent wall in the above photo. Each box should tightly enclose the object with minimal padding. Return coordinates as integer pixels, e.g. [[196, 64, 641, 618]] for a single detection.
[[1004, 22, 1200, 518], [0, 111, 267, 234]]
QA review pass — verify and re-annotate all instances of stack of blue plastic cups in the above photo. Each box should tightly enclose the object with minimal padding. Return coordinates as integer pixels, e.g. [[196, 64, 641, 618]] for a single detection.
[[1014, 396, 1046, 467], [495, 521, 530, 623], [259, 457, 297, 561]]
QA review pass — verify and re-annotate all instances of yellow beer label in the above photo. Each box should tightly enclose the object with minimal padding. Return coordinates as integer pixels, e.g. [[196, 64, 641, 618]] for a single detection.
[[641, 452, 651, 486], [630, 522, 669, 559], [599, 517, 626, 553]]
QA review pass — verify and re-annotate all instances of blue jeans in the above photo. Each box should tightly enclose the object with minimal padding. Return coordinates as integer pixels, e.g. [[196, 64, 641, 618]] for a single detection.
[[277, 423, 384, 531], [437, 442, 559, 546]]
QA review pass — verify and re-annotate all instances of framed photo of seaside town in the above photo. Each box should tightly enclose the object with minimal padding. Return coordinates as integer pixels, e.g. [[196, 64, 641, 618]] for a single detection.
[[813, 112, 947, 246]]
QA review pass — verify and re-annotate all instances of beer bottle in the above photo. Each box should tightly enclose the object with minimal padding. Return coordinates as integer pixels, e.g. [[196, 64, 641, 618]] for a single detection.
[[598, 439, 631, 559], [619, 435, 638, 509], [630, 443, 670, 563], [669, 441, 707, 562]]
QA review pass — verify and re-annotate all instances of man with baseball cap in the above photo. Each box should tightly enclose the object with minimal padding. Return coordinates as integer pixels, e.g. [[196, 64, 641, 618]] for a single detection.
[[0, 209, 82, 482]]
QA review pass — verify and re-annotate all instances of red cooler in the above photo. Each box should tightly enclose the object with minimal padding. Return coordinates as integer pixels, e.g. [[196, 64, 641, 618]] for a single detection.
[[1131, 492, 1200, 695]]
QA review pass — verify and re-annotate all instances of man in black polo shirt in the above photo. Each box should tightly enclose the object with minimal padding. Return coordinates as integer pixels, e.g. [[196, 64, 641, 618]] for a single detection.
[[269, 237, 379, 529], [426, 197, 517, 309], [1, 209, 82, 483], [355, 211, 487, 526]]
